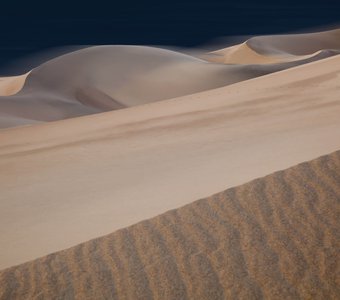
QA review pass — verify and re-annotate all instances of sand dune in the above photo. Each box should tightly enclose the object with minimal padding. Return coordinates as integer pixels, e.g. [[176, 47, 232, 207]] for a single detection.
[[1, 150, 339, 299], [248, 28, 340, 55], [1, 54, 340, 269], [204, 28, 340, 64], [0, 73, 28, 96], [0, 45, 264, 128], [1, 30, 340, 128]]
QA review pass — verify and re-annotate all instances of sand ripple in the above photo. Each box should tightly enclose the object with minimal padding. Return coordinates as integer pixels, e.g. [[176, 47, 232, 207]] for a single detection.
[[1, 151, 339, 299]]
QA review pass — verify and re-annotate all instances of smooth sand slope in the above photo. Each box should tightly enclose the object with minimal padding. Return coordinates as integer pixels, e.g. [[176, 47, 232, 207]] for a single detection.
[[1, 150, 339, 299], [1, 30, 340, 128], [1, 54, 340, 269], [204, 28, 340, 64]]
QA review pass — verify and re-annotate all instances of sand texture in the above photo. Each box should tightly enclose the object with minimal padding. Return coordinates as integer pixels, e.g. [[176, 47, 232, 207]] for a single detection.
[[1, 150, 339, 299]]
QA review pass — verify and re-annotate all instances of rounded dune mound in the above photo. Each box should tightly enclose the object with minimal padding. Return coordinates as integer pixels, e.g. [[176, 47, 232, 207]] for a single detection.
[[21, 45, 246, 107], [0, 46, 306, 128]]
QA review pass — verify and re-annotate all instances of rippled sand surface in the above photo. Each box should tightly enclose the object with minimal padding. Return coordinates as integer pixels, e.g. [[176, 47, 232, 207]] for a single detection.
[[1, 150, 339, 299]]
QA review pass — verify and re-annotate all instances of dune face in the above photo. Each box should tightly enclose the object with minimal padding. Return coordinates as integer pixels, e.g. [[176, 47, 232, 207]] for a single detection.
[[1, 54, 340, 269], [1, 150, 339, 299], [1, 30, 340, 129], [0, 28, 340, 299]]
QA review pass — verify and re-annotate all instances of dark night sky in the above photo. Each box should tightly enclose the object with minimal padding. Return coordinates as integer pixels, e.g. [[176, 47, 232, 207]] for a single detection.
[[0, 0, 339, 73]]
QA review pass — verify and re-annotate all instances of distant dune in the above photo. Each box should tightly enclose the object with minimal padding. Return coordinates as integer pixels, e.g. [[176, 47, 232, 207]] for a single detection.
[[0, 29, 340, 128], [204, 28, 340, 64], [0, 45, 272, 128], [1, 150, 339, 299]]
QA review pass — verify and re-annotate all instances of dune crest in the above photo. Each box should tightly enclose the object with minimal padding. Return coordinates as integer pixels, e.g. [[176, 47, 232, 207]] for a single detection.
[[247, 28, 340, 55], [1, 150, 339, 299], [0, 73, 29, 96], [204, 28, 340, 64]]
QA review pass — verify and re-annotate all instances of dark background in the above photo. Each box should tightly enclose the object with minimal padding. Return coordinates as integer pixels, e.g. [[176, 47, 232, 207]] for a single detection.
[[0, 0, 339, 74]]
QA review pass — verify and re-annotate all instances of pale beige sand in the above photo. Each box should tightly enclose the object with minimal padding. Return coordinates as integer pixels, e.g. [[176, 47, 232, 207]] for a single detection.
[[203, 42, 334, 64], [0, 150, 339, 299], [1, 39, 339, 128], [1, 55, 340, 269], [204, 29, 340, 64], [0, 73, 28, 96], [204, 42, 289, 64]]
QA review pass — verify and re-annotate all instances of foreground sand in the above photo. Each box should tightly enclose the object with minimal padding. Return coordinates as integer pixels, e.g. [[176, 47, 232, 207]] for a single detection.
[[1, 54, 340, 269], [1, 150, 339, 299]]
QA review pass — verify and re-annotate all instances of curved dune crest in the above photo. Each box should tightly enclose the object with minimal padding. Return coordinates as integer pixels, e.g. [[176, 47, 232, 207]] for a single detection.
[[1, 150, 339, 299], [248, 28, 340, 55], [204, 42, 286, 64], [204, 29, 340, 65], [0, 73, 29, 96]]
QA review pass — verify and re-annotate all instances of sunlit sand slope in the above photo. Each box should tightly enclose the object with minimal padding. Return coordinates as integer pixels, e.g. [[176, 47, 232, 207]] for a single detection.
[[0, 55, 340, 269], [1, 150, 339, 299]]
